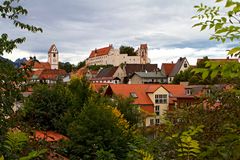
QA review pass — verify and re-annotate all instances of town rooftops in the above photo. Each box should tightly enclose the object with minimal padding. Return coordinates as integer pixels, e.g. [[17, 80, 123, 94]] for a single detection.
[[32, 69, 67, 80], [161, 63, 175, 76], [132, 71, 165, 78], [89, 45, 113, 58], [169, 57, 188, 77], [125, 64, 158, 76], [96, 67, 118, 78], [106, 84, 187, 105]]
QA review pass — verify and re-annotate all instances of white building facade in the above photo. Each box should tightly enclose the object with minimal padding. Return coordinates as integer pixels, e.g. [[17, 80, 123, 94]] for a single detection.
[[86, 44, 150, 66]]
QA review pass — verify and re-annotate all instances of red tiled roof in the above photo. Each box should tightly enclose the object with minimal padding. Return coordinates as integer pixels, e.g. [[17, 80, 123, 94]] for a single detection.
[[35, 131, 69, 142], [162, 84, 186, 97], [39, 69, 66, 80], [108, 84, 186, 101], [91, 83, 109, 92], [89, 46, 112, 58], [141, 105, 154, 114], [161, 63, 175, 76], [25, 61, 51, 70], [108, 84, 154, 105]]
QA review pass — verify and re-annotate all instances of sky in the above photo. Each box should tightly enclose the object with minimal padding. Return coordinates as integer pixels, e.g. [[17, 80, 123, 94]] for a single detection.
[[1, 0, 232, 66]]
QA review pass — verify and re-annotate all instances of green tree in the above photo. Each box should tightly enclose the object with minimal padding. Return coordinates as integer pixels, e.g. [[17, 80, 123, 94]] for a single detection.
[[67, 98, 134, 159], [59, 62, 73, 73], [192, 0, 240, 81], [21, 84, 73, 132], [119, 46, 137, 56]]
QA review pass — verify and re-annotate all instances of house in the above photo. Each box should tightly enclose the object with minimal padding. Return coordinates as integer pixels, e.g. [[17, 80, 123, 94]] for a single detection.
[[105, 84, 194, 126], [90, 66, 125, 84], [86, 44, 150, 66], [25, 44, 68, 84], [161, 57, 190, 83], [129, 71, 167, 84], [123, 63, 159, 83]]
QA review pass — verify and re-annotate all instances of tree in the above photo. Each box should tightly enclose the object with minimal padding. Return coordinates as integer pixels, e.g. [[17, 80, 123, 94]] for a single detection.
[[67, 98, 134, 159], [59, 62, 73, 73], [192, 0, 240, 81], [119, 46, 137, 56], [21, 84, 73, 132], [0, 0, 42, 154]]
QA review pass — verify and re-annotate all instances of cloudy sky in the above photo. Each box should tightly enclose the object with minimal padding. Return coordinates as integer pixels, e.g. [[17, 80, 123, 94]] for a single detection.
[[1, 0, 231, 66]]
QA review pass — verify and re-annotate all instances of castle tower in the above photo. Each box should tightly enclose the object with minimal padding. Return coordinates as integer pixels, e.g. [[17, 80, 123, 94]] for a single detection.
[[138, 44, 148, 64], [48, 44, 59, 69]]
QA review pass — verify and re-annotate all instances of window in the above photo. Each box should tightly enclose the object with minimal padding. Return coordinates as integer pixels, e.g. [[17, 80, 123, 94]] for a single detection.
[[184, 63, 188, 68], [155, 105, 160, 115], [186, 89, 192, 95], [155, 119, 160, 125], [53, 53, 56, 57], [155, 94, 167, 104], [130, 92, 138, 98], [150, 119, 154, 125]]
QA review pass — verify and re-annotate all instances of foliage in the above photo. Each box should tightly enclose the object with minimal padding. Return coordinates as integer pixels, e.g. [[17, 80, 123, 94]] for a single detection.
[[59, 62, 73, 73], [2, 131, 47, 160], [0, 0, 42, 55], [67, 98, 134, 159], [119, 45, 137, 56], [96, 149, 117, 160], [152, 89, 240, 159], [110, 96, 142, 126], [75, 60, 86, 70], [192, 0, 240, 80], [176, 125, 203, 159], [21, 83, 73, 131]]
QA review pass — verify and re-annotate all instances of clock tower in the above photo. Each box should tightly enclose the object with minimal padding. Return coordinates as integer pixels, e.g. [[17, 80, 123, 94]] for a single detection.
[[48, 44, 59, 69]]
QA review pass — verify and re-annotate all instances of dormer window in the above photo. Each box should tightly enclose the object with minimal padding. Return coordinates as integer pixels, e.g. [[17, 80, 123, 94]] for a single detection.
[[130, 92, 138, 98], [186, 89, 192, 95]]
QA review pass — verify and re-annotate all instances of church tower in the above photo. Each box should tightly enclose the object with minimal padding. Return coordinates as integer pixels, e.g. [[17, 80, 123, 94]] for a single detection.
[[48, 44, 59, 69], [138, 44, 149, 64]]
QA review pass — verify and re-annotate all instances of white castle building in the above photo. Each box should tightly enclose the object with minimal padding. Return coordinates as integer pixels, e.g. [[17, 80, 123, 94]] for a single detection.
[[86, 44, 150, 66]]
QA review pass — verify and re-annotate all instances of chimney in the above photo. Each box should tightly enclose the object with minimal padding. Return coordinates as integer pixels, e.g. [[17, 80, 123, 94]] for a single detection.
[[95, 48, 97, 53], [171, 61, 173, 64], [109, 44, 113, 48], [227, 56, 229, 59]]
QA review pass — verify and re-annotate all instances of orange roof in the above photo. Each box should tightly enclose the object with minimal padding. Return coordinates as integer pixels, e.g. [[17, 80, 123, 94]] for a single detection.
[[162, 84, 186, 97], [89, 46, 112, 58], [91, 83, 109, 92], [25, 60, 51, 70], [35, 131, 69, 142], [108, 84, 154, 105], [141, 105, 154, 114], [39, 69, 66, 80], [161, 63, 175, 76]]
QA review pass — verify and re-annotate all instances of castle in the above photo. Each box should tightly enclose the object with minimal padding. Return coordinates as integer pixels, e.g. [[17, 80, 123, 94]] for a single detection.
[[86, 44, 150, 66]]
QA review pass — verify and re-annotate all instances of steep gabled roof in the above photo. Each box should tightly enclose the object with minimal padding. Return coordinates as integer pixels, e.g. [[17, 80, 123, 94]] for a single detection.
[[48, 44, 58, 53], [89, 45, 112, 58], [161, 63, 175, 76], [125, 64, 158, 76], [96, 67, 118, 78], [169, 57, 187, 77]]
